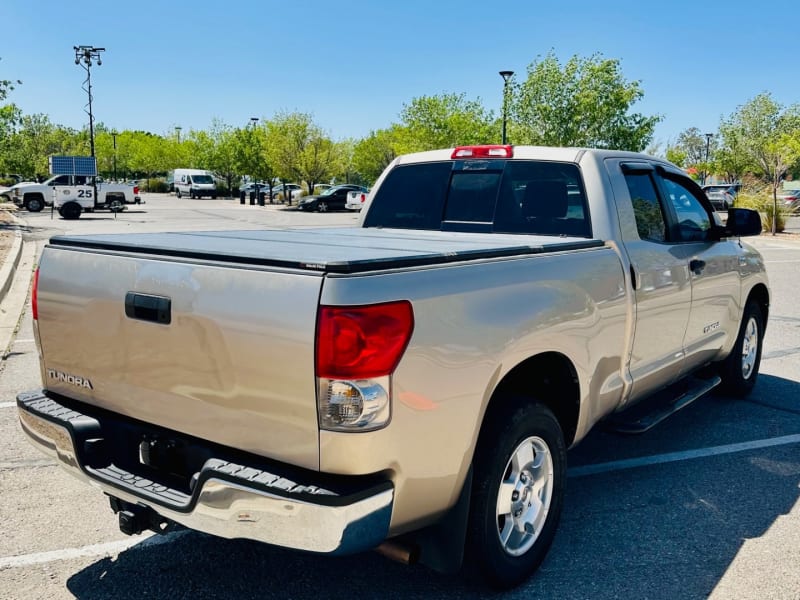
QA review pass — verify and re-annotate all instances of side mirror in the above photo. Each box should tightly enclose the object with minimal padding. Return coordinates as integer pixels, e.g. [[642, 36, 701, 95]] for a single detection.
[[721, 208, 762, 237]]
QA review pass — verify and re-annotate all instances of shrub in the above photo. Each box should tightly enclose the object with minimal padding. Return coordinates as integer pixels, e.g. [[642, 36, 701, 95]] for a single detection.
[[735, 193, 786, 233], [143, 178, 169, 193]]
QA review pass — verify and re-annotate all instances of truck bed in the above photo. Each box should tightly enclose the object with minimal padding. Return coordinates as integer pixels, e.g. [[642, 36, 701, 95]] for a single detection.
[[37, 227, 605, 472], [49, 228, 604, 273]]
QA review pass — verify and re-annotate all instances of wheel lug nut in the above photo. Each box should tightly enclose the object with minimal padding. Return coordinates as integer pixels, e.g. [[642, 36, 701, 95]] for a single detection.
[[512, 491, 519, 501]]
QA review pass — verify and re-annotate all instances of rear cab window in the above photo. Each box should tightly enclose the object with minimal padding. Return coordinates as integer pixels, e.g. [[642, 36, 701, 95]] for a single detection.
[[364, 159, 592, 238]]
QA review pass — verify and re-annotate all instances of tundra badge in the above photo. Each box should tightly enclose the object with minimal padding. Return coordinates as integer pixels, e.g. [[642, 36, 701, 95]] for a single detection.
[[47, 369, 93, 390]]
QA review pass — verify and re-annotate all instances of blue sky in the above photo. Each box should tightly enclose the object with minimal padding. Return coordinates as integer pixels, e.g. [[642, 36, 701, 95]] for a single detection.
[[2, 0, 797, 147]]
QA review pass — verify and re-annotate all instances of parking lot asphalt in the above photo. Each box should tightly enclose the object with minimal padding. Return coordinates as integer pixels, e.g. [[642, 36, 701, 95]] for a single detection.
[[0, 196, 799, 599]]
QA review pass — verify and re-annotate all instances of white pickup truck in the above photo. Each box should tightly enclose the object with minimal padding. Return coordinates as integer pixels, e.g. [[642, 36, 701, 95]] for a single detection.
[[345, 188, 369, 211], [9, 175, 141, 216], [17, 145, 768, 589]]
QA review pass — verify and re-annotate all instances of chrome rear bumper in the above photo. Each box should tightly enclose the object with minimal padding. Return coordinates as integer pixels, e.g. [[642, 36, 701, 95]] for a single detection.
[[17, 391, 393, 555]]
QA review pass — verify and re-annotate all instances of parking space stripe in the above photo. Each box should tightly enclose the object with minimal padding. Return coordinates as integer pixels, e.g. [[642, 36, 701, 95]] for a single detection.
[[568, 433, 800, 478], [0, 529, 192, 569], [0, 402, 15, 409]]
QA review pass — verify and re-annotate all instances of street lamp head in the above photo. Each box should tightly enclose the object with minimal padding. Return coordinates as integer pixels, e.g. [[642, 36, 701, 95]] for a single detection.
[[499, 70, 514, 82]]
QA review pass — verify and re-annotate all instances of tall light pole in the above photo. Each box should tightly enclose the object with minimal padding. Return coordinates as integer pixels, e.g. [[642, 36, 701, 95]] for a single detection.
[[175, 126, 182, 143], [703, 132, 713, 185], [112, 130, 117, 182], [250, 117, 259, 205], [74, 46, 105, 158], [499, 70, 514, 145]]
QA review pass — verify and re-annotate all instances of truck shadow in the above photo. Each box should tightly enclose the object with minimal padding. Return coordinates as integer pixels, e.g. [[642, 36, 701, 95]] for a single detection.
[[66, 374, 800, 599]]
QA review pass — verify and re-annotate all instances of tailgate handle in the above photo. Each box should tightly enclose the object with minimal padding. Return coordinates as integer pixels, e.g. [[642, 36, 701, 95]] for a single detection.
[[125, 292, 171, 325]]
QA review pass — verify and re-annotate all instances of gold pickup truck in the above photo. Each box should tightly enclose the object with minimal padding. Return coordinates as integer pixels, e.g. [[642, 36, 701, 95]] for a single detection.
[[18, 146, 768, 589]]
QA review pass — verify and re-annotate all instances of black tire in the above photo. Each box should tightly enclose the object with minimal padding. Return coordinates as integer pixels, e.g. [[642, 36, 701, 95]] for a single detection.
[[212, 195, 217, 200], [465, 401, 566, 589], [59, 202, 82, 220], [108, 198, 124, 212], [25, 195, 44, 212], [318, 201, 328, 212], [176, 190, 182, 198], [718, 300, 764, 397]]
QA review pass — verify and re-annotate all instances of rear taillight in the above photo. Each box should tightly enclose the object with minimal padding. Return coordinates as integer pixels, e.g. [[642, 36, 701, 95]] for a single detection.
[[360, 193, 366, 203], [451, 145, 513, 159], [317, 301, 413, 379], [32, 267, 40, 320], [133, 186, 139, 195], [316, 301, 414, 431]]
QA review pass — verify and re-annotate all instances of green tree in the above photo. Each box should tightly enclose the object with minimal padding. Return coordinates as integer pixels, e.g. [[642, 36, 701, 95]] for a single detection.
[[399, 93, 498, 151], [722, 93, 800, 233], [0, 57, 21, 103], [667, 128, 718, 183], [510, 51, 661, 151], [3, 114, 82, 178], [266, 112, 336, 199], [353, 127, 402, 184]]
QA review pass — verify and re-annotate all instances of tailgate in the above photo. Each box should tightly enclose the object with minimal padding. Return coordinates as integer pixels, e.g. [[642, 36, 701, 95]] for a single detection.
[[36, 244, 323, 470]]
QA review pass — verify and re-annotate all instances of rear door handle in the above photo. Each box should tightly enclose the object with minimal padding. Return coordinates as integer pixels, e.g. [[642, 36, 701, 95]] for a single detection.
[[125, 292, 171, 324], [689, 259, 706, 274]]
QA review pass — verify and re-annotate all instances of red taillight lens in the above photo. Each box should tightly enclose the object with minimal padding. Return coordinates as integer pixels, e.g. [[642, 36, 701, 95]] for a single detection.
[[133, 186, 139, 195], [316, 301, 414, 379], [360, 193, 366, 203], [32, 267, 40, 320], [451, 145, 513, 159]]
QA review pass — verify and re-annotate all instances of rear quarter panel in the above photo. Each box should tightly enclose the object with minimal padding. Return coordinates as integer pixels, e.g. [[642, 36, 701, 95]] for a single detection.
[[318, 246, 628, 531]]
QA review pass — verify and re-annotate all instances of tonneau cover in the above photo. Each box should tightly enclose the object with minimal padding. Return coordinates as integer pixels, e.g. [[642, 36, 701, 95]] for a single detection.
[[49, 228, 604, 273]]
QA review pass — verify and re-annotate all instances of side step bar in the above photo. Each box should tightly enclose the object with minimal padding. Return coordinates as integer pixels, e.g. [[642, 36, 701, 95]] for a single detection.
[[604, 375, 722, 434]]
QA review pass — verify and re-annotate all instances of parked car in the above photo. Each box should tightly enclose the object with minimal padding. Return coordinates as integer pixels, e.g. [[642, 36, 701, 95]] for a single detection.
[[702, 183, 741, 198], [271, 183, 303, 203], [0, 185, 11, 202], [239, 182, 272, 195], [779, 189, 800, 213], [705, 189, 734, 211], [296, 184, 369, 212]]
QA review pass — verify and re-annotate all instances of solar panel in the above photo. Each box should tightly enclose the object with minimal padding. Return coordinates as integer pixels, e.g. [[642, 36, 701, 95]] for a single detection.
[[49, 156, 97, 176]]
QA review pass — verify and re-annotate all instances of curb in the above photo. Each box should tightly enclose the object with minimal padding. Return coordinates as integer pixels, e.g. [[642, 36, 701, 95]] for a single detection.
[[0, 219, 24, 304]]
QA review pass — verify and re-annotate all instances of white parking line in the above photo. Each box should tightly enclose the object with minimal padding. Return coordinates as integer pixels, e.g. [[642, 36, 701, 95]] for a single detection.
[[0, 529, 192, 569], [568, 433, 800, 478], [0, 402, 15, 409], [12, 339, 35, 344]]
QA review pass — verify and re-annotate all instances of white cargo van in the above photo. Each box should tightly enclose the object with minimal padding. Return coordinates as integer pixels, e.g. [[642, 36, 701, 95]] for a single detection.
[[171, 169, 217, 199]]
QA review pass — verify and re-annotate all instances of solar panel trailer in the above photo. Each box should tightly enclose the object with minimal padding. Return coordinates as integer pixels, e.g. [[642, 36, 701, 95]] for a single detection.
[[48, 156, 97, 177]]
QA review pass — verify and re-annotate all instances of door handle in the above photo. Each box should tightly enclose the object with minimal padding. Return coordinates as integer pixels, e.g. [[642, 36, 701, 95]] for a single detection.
[[689, 259, 706, 274], [125, 292, 171, 324]]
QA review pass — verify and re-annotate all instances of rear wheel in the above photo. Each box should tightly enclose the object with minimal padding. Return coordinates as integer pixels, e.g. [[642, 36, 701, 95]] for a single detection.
[[465, 401, 566, 589], [108, 198, 124, 212], [176, 189, 182, 198], [25, 195, 44, 212], [318, 201, 329, 212], [58, 202, 82, 220], [718, 300, 764, 397]]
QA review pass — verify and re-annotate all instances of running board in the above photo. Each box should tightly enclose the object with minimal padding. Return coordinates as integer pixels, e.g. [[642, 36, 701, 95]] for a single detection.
[[604, 375, 722, 435]]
